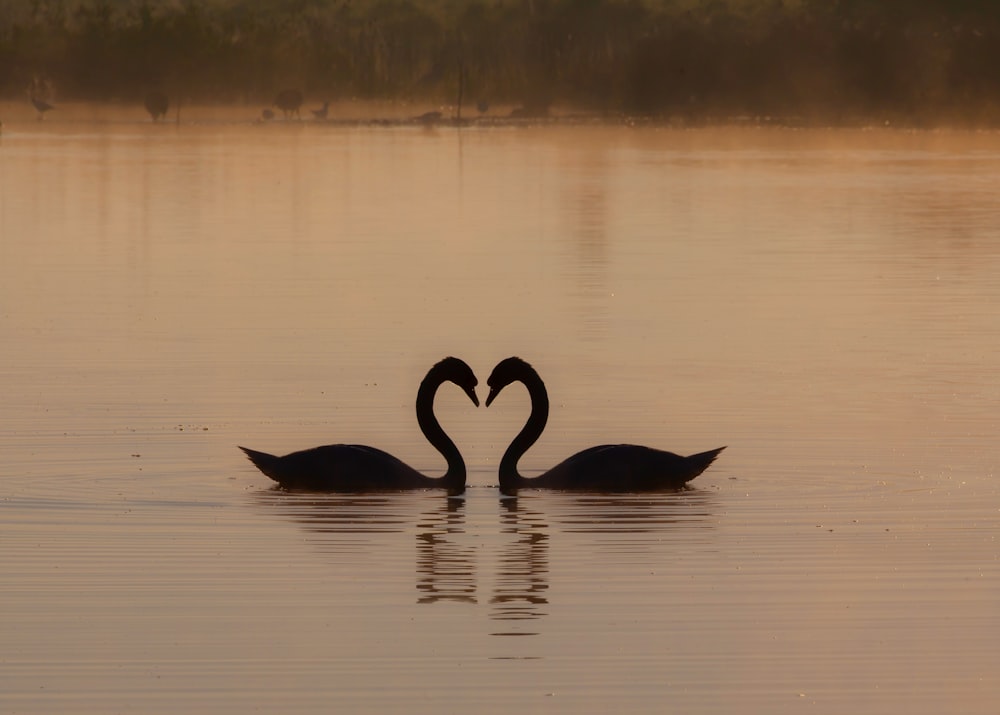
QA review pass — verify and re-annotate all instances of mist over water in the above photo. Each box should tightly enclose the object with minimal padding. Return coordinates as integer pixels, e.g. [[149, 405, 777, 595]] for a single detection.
[[1, 116, 999, 713]]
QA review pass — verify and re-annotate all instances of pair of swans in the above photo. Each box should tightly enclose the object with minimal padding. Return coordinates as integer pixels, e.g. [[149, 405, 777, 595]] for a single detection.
[[239, 356, 725, 495]]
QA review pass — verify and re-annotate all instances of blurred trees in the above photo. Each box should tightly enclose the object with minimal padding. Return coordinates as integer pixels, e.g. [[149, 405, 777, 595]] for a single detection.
[[0, 0, 999, 122]]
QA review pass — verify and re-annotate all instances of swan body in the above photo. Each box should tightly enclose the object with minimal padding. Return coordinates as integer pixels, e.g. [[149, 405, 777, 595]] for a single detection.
[[485, 356, 724, 494], [240, 357, 478, 494]]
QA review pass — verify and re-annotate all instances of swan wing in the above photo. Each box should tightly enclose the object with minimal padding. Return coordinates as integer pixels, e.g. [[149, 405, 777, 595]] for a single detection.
[[543, 444, 715, 491], [242, 443, 422, 490]]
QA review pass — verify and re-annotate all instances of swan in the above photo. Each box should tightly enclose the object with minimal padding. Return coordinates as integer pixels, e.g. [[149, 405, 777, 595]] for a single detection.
[[485, 357, 725, 494], [239, 357, 479, 494]]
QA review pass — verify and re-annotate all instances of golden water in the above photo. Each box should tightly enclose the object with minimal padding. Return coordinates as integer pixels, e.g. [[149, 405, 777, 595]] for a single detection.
[[1, 112, 998, 713]]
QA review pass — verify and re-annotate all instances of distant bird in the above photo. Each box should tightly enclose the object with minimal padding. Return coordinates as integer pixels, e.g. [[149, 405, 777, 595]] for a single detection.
[[31, 96, 54, 121], [415, 110, 442, 124], [476, 99, 489, 114], [273, 89, 304, 119], [485, 357, 726, 495], [28, 75, 55, 121], [260, 108, 275, 121], [310, 101, 330, 120], [144, 92, 169, 121]]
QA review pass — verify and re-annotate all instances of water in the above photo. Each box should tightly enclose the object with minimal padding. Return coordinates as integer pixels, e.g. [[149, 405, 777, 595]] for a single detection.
[[1, 109, 999, 713]]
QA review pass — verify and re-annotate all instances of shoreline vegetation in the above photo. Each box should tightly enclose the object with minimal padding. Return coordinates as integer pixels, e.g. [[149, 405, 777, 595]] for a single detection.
[[3, 0, 1000, 127]]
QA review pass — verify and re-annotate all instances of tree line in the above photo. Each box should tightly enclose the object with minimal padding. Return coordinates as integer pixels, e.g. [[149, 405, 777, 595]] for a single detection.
[[2, 0, 1000, 123]]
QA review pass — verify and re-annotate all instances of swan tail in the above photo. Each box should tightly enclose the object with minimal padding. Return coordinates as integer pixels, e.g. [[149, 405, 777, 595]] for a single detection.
[[239, 446, 284, 481], [686, 446, 727, 480]]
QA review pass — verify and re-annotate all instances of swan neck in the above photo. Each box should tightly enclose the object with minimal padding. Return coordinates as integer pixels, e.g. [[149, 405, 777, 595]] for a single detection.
[[499, 369, 548, 484], [416, 373, 465, 486]]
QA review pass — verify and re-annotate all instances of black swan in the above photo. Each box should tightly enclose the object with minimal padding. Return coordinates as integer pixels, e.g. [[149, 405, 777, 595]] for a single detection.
[[240, 357, 479, 494], [485, 357, 725, 495]]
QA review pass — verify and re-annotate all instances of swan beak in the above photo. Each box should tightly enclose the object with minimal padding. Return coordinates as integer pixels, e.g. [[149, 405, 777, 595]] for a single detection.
[[466, 386, 480, 407], [485, 387, 499, 407]]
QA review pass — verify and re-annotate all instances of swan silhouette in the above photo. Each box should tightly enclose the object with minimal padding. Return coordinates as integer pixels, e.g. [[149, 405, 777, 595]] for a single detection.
[[240, 357, 479, 494], [485, 357, 725, 494]]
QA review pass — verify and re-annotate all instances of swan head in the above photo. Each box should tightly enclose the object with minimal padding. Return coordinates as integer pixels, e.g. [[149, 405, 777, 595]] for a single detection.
[[429, 356, 479, 407], [485, 356, 534, 407]]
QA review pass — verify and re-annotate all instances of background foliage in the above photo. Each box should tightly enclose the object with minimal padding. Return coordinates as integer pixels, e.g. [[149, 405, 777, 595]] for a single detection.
[[2, 0, 1000, 122]]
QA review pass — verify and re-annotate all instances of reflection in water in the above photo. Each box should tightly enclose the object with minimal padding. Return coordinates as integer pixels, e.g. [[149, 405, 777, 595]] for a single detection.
[[5, 123, 1000, 713], [562, 167, 610, 343], [490, 498, 549, 636], [251, 489, 409, 537], [415, 498, 476, 604], [251, 488, 716, 641], [553, 489, 716, 535], [251, 490, 480, 604]]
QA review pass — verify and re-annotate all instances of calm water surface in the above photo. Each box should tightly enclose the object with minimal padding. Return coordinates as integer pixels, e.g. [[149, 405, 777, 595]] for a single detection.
[[1, 111, 998, 713]]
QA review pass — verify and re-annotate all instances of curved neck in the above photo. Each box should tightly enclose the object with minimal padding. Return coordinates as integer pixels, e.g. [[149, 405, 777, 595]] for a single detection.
[[416, 372, 465, 490], [499, 367, 549, 486]]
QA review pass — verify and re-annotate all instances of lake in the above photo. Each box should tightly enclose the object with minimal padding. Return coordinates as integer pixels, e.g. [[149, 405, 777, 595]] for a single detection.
[[1, 105, 998, 714]]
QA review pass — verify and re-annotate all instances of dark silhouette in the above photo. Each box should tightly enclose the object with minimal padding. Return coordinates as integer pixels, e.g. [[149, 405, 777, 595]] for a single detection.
[[28, 75, 55, 121], [310, 101, 330, 120], [485, 357, 725, 495], [414, 110, 443, 124], [144, 91, 169, 121], [260, 108, 275, 121], [490, 496, 549, 632], [9, 2, 1000, 126], [239, 357, 479, 495], [273, 89, 304, 118], [416, 498, 477, 604], [31, 96, 54, 120]]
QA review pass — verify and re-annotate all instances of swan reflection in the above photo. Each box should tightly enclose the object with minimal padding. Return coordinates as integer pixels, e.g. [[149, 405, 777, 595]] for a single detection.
[[252, 490, 478, 602], [251, 489, 410, 536], [550, 489, 716, 534], [490, 497, 549, 635], [415, 497, 477, 604], [250, 487, 717, 638]]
